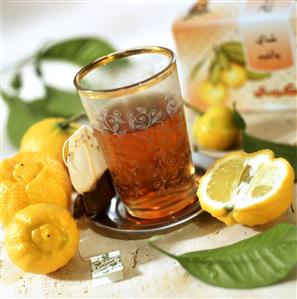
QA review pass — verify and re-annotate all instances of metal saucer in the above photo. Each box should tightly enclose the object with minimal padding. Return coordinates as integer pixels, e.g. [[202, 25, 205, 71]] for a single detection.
[[90, 196, 201, 239]]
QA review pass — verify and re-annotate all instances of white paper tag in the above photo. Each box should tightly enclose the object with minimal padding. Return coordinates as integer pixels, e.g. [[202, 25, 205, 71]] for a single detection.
[[90, 250, 124, 286]]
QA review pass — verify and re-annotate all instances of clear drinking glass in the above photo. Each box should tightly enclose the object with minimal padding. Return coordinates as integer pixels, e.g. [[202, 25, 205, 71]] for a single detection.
[[74, 46, 197, 219]]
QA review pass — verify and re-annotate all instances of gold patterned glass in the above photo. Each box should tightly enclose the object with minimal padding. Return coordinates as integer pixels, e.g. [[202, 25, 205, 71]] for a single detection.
[[74, 46, 197, 219]]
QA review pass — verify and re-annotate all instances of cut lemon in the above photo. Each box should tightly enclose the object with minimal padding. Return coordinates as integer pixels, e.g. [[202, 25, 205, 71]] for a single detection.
[[197, 150, 294, 226]]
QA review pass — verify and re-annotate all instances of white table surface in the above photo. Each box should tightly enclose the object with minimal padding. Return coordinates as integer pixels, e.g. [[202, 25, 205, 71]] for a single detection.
[[1, 196, 296, 299], [1, 1, 297, 298]]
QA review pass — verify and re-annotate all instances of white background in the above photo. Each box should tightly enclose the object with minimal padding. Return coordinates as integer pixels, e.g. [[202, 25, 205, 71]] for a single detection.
[[1, 0, 194, 159]]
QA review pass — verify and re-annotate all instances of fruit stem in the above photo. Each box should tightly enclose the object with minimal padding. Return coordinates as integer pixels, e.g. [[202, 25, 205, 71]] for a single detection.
[[58, 111, 87, 130], [182, 100, 203, 115]]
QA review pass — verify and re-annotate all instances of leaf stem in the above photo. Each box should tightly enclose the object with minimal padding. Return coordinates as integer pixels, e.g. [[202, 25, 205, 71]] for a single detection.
[[2, 55, 34, 74], [58, 111, 87, 129], [3, 41, 50, 75], [149, 209, 205, 258], [148, 237, 177, 259], [182, 100, 203, 115], [189, 54, 207, 80]]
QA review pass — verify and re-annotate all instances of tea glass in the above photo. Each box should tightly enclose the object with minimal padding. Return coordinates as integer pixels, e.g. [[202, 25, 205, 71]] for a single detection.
[[74, 46, 197, 219]]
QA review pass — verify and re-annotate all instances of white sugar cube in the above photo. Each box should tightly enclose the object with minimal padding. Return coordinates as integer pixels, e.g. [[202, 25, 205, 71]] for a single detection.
[[90, 250, 124, 285]]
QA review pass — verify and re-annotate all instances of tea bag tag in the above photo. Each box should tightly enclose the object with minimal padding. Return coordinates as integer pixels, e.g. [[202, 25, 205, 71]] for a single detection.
[[63, 125, 107, 194]]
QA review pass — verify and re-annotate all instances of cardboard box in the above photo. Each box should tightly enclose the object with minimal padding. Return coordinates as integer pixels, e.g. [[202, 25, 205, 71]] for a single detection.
[[173, 0, 297, 112]]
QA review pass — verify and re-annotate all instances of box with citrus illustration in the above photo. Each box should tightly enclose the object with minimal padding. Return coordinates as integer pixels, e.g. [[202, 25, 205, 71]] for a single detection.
[[173, 0, 296, 112]]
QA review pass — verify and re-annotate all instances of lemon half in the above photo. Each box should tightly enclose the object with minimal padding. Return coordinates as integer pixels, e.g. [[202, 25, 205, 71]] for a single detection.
[[197, 150, 294, 226]]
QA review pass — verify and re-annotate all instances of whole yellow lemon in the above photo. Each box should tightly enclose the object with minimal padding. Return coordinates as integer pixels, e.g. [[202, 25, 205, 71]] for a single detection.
[[221, 63, 247, 88], [0, 152, 71, 227], [193, 106, 239, 150], [5, 203, 79, 274], [20, 118, 79, 164]]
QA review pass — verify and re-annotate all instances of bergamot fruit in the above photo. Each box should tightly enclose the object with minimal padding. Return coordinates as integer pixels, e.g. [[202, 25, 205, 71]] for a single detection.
[[192, 106, 239, 150], [197, 150, 294, 226], [5, 203, 79, 274], [221, 63, 247, 88], [20, 118, 79, 164], [0, 152, 71, 226], [198, 80, 228, 106]]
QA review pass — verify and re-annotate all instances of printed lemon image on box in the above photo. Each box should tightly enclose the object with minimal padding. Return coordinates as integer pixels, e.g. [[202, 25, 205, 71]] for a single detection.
[[173, 0, 296, 112]]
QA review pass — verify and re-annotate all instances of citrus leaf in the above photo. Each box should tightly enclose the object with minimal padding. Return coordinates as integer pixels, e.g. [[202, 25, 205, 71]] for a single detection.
[[217, 50, 230, 70], [43, 86, 83, 117], [1, 87, 83, 147], [232, 103, 246, 130], [11, 72, 22, 90], [149, 223, 297, 289], [209, 59, 221, 85], [40, 37, 115, 66], [242, 131, 297, 176], [1, 92, 53, 147], [220, 42, 244, 55], [246, 70, 271, 80], [220, 42, 245, 65], [232, 105, 296, 175], [2, 36, 113, 148], [34, 61, 43, 77]]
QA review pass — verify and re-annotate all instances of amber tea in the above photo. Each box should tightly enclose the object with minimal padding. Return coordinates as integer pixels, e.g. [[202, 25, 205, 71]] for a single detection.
[[94, 94, 197, 219]]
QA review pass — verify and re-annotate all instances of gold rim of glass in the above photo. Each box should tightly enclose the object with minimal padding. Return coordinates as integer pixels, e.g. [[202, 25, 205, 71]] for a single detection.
[[74, 46, 176, 99]]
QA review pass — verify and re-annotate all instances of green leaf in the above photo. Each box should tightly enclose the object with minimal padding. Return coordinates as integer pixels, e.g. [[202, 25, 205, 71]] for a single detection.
[[209, 59, 221, 85], [217, 50, 230, 70], [43, 86, 83, 117], [220, 42, 245, 65], [149, 223, 297, 289], [1, 92, 52, 147], [232, 103, 246, 130], [1, 86, 83, 147], [11, 72, 22, 90], [246, 70, 271, 80], [40, 37, 115, 66], [2, 36, 113, 148], [34, 61, 43, 77], [242, 131, 297, 176], [232, 105, 296, 176]]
